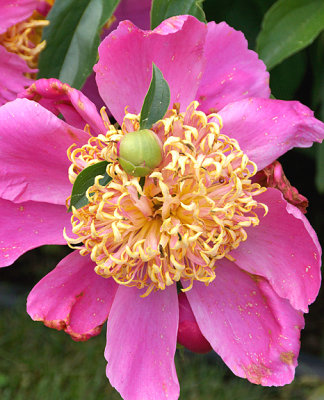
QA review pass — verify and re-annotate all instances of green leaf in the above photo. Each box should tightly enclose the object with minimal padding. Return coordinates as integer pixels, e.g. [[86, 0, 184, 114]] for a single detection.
[[151, 0, 206, 30], [139, 64, 171, 130], [311, 33, 324, 116], [69, 161, 111, 211], [310, 33, 324, 192], [204, 0, 274, 49], [38, 0, 121, 89], [138, 176, 146, 198], [139, 177, 146, 191], [270, 51, 307, 99], [256, 0, 324, 70], [316, 142, 324, 193]]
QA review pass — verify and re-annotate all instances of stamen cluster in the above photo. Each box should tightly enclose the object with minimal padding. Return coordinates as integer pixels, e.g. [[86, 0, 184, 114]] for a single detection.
[[65, 102, 267, 295], [0, 12, 49, 69]]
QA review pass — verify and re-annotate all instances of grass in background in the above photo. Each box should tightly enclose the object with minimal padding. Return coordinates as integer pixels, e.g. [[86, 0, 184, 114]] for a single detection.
[[1, 298, 324, 400]]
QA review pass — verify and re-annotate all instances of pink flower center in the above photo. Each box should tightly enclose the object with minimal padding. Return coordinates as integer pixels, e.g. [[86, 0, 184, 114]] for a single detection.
[[65, 101, 267, 296]]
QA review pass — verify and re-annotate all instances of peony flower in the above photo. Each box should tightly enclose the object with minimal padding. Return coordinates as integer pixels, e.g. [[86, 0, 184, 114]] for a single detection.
[[1, 15, 324, 399], [0, 0, 53, 105], [0, 0, 150, 106]]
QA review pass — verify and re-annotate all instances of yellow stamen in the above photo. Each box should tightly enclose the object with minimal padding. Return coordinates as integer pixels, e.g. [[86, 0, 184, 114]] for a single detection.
[[65, 101, 267, 296], [0, 11, 50, 70]]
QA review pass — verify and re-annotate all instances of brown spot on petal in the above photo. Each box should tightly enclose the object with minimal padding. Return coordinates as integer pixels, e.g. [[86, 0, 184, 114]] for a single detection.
[[78, 100, 85, 110], [42, 318, 67, 331], [280, 351, 295, 365], [39, 316, 103, 342], [65, 325, 103, 342], [67, 129, 79, 141], [244, 270, 262, 283], [33, 93, 42, 103], [33, 291, 104, 342], [62, 83, 71, 93], [29, 83, 37, 92], [243, 362, 271, 385]]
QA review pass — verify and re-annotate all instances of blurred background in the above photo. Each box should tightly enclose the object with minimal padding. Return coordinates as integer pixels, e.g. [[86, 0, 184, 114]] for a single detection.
[[1, 0, 324, 398]]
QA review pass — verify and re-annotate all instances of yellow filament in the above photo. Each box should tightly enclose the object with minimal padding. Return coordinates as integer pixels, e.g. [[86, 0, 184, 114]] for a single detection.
[[0, 12, 50, 69]]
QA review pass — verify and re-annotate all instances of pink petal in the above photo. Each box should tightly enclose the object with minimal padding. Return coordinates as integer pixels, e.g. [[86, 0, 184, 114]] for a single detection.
[[197, 22, 270, 113], [106, 285, 179, 400], [0, 0, 38, 34], [184, 259, 305, 386], [0, 46, 35, 106], [0, 198, 71, 267], [0, 98, 89, 205], [177, 292, 212, 353], [232, 188, 321, 312], [36, 1, 52, 16], [20, 79, 106, 134], [81, 73, 106, 112], [27, 251, 118, 341], [81, 0, 151, 109], [218, 98, 324, 170], [95, 16, 207, 124]]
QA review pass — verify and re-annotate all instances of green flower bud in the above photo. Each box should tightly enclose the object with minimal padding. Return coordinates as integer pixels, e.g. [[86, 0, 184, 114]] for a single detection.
[[118, 129, 163, 177]]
